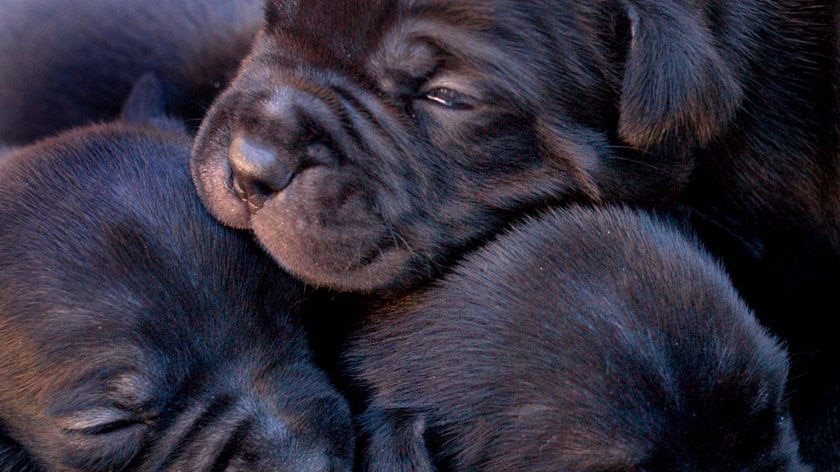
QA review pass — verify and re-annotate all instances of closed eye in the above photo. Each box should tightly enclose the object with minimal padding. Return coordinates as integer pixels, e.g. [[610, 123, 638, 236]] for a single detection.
[[58, 407, 151, 436], [55, 407, 152, 472], [420, 87, 474, 110], [67, 418, 148, 436]]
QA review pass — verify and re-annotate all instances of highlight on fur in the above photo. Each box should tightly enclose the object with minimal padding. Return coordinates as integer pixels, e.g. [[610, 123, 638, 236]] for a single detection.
[[191, 1, 838, 463], [0, 118, 353, 471], [345, 207, 810, 472]]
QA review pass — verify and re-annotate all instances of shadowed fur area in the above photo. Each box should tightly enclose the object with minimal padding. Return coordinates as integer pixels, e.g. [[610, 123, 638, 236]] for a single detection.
[[344, 207, 810, 472], [0, 0, 262, 144], [0, 121, 353, 471], [191, 0, 838, 464]]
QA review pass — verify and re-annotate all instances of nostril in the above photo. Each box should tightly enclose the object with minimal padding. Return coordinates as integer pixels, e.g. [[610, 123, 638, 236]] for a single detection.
[[238, 178, 282, 210], [228, 136, 296, 211]]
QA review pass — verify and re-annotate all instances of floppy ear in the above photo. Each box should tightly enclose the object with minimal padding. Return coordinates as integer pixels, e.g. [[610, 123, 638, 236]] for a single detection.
[[617, 0, 744, 151], [120, 73, 185, 133], [120, 73, 167, 123]]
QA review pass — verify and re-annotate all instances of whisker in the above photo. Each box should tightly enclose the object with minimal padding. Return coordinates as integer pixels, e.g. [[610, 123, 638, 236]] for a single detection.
[[599, 154, 666, 173]]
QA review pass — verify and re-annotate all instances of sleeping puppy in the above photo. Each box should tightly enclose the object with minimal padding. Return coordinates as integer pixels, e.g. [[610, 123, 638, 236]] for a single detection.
[[345, 207, 810, 472], [191, 1, 838, 462], [0, 86, 353, 471], [191, 0, 835, 293], [0, 0, 262, 144]]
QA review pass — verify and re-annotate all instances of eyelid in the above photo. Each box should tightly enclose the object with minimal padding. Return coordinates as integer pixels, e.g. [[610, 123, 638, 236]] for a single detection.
[[56, 409, 151, 472], [421, 76, 480, 99], [425, 91, 460, 107], [58, 407, 150, 436]]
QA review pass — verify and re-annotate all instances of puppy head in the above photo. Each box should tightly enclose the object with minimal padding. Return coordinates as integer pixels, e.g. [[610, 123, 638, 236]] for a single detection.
[[192, 0, 748, 291], [355, 343, 808, 472], [0, 125, 353, 471], [349, 208, 808, 472], [486, 321, 806, 472]]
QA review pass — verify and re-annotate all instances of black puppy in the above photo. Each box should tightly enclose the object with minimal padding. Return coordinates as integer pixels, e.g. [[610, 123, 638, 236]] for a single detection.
[[345, 207, 810, 472], [0, 0, 262, 144], [191, 1, 838, 463], [0, 94, 353, 471], [191, 0, 835, 293]]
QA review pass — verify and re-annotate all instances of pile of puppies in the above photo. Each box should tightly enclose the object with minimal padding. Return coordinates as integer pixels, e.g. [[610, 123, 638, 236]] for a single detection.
[[1, 0, 838, 471]]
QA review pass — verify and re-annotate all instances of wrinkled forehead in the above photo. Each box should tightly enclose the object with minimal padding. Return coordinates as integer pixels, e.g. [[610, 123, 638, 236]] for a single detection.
[[268, 0, 395, 53], [265, 0, 509, 63], [262, 0, 550, 103]]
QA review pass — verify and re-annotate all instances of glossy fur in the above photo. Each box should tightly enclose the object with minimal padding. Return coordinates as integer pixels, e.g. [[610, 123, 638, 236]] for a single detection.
[[346, 207, 810, 472], [191, 0, 834, 291], [192, 1, 838, 464], [0, 117, 353, 470]]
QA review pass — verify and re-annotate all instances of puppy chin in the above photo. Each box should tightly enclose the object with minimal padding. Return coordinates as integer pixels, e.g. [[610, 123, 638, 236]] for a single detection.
[[250, 171, 412, 292], [258, 231, 411, 292]]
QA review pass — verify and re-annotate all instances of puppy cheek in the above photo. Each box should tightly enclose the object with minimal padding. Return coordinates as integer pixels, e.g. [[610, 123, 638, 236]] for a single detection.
[[251, 220, 412, 291], [247, 191, 408, 291]]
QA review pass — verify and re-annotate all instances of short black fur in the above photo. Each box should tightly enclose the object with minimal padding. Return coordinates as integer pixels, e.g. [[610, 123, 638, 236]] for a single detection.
[[345, 207, 811, 472], [0, 106, 353, 470], [192, 1, 839, 463]]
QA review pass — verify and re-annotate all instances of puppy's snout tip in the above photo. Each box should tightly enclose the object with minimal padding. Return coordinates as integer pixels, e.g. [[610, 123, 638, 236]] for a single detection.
[[229, 135, 295, 211]]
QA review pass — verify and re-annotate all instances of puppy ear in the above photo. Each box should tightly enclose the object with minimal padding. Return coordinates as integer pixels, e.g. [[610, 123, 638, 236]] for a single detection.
[[357, 408, 436, 472], [617, 0, 743, 151], [120, 73, 185, 133], [120, 73, 167, 122]]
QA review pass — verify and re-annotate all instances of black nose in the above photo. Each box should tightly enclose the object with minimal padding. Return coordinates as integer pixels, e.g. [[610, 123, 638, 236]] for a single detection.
[[229, 135, 295, 211]]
